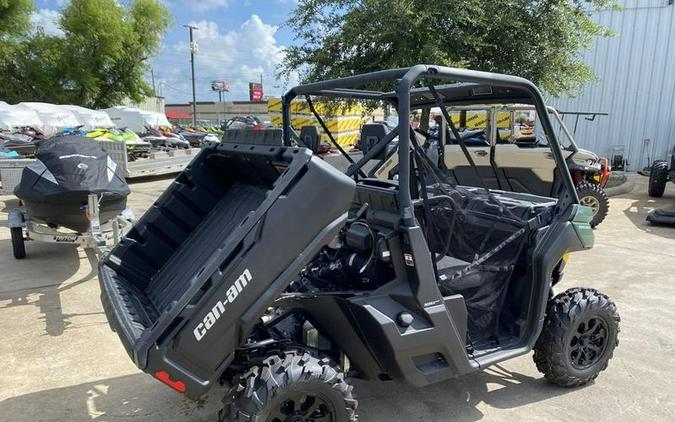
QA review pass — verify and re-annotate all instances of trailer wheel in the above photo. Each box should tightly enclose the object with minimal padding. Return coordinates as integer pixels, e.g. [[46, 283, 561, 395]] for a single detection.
[[648, 160, 669, 198], [533, 288, 620, 387], [11, 227, 26, 259], [222, 351, 357, 422], [576, 183, 609, 227]]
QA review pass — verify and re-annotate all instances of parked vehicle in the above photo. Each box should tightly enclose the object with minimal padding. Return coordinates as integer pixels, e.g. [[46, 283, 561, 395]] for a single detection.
[[376, 104, 611, 227], [98, 66, 619, 421], [141, 126, 190, 149], [86, 127, 152, 160], [222, 115, 267, 131], [177, 129, 218, 147], [648, 146, 675, 198]]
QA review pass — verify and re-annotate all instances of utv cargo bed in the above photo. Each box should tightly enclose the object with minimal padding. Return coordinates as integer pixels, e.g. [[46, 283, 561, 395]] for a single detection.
[[99, 143, 355, 398]]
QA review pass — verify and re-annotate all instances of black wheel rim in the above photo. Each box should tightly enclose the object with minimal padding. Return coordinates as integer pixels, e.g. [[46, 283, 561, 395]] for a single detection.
[[569, 316, 609, 370], [268, 393, 335, 422]]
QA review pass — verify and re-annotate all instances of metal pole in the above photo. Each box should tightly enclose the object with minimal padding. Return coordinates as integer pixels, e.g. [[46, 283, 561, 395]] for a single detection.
[[151, 68, 156, 94], [184, 24, 198, 127]]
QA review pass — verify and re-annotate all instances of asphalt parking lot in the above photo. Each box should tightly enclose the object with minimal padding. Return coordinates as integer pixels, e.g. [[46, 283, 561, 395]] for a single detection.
[[1, 174, 674, 422]]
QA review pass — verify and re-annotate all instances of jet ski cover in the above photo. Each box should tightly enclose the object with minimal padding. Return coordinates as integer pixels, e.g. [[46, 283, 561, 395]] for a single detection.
[[14, 135, 130, 231]]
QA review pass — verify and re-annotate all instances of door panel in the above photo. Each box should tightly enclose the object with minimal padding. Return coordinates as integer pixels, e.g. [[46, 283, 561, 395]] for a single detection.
[[444, 145, 499, 189], [494, 144, 556, 196]]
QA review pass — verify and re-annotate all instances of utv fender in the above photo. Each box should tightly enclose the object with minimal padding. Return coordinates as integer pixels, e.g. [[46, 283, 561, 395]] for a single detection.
[[531, 221, 588, 335]]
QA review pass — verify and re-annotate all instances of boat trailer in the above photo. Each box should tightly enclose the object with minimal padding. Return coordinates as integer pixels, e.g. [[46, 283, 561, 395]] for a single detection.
[[7, 193, 134, 259]]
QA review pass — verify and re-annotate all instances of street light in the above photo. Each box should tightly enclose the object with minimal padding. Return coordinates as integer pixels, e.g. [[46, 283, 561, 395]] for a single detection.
[[183, 24, 198, 126]]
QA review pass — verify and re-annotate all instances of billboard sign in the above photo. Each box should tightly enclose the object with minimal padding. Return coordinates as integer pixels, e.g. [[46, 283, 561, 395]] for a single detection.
[[249, 82, 264, 102], [211, 80, 230, 92]]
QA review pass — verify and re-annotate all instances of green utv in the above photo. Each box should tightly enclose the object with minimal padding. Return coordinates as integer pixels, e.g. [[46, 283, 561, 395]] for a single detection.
[[371, 103, 612, 228], [98, 66, 620, 421]]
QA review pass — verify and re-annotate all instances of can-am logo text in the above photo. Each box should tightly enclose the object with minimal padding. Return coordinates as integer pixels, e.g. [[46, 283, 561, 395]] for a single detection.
[[193, 269, 252, 342]]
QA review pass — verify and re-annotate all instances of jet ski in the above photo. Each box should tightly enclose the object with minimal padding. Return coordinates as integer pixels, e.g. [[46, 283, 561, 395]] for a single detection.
[[86, 127, 152, 159], [0, 132, 39, 156], [142, 126, 190, 149], [14, 135, 130, 233], [177, 127, 220, 147]]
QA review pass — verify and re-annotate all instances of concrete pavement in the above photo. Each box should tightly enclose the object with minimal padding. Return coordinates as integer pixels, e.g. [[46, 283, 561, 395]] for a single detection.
[[1, 173, 674, 421]]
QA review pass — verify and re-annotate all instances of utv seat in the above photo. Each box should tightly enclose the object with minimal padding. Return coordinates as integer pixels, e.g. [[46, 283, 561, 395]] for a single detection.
[[434, 255, 479, 296]]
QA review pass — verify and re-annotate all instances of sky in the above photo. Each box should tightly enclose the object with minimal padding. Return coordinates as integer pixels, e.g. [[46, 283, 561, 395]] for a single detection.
[[31, 0, 301, 104]]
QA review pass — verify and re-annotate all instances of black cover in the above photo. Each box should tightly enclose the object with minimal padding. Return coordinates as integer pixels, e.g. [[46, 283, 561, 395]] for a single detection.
[[646, 209, 675, 226], [14, 135, 129, 232]]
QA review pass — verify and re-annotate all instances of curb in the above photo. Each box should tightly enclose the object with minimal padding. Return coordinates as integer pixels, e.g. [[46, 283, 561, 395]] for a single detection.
[[604, 177, 635, 197]]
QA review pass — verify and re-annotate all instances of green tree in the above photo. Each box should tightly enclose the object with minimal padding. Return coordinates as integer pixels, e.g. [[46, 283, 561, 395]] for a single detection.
[[0, 0, 171, 108], [282, 0, 617, 97], [0, 0, 33, 37]]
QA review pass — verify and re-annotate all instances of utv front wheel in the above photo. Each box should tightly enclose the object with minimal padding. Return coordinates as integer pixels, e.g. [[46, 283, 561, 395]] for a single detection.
[[648, 160, 669, 198], [576, 183, 609, 227], [533, 288, 620, 388], [223, 352, 357, 422]]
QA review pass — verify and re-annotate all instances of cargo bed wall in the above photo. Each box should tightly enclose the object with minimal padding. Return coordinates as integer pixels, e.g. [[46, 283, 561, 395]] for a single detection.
[[99, 143, 356, 398]]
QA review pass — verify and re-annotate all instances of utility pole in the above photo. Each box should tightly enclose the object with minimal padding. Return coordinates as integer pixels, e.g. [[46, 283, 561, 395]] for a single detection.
[[151, 68, 156, 94], [184, 24, 198, 126]]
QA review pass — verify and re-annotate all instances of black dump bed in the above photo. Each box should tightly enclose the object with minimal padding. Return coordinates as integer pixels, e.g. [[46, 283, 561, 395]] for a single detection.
[[99, 143, 355, 398]]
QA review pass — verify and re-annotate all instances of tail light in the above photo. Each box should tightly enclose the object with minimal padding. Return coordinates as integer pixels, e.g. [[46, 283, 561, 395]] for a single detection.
[[154, 371, 186, 393]]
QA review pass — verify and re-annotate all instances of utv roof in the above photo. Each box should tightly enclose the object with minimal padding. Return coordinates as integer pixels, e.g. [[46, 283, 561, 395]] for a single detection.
[[283, 65, 535, 107]]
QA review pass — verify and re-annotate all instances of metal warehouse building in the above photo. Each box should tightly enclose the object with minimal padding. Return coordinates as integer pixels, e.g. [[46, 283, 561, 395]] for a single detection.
[[550, 0, 675, 171]]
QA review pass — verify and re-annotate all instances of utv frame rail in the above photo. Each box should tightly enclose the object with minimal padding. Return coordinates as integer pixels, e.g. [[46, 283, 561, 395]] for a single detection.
[[281, 65, 580, 215]]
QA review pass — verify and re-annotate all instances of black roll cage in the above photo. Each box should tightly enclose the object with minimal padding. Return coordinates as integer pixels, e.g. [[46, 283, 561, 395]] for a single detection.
[[282, 65, 578, 225]]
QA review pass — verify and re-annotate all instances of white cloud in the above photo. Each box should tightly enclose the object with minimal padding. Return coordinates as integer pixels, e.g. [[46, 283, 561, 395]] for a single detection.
[[187, 0, 230, 12], [155, 14, 298, 103], [31, 9, 64, 36]]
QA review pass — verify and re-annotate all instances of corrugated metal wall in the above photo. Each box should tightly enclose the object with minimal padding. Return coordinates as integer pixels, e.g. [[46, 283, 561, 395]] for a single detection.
[[549, 0, 675, 170]]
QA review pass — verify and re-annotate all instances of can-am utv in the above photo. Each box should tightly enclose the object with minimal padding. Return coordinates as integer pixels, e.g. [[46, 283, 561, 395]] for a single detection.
[[98, 65, 620, 421], [372, 103, 611, 227]]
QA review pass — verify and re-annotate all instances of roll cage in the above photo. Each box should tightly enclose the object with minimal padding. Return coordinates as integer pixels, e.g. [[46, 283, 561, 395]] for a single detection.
[[282, 65, 579, 224]]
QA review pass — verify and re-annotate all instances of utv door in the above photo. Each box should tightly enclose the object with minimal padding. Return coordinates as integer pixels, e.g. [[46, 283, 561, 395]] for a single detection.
[[444, 144, 500, 189], [442, 110, 500, 189], [493, 144, 557, 197]]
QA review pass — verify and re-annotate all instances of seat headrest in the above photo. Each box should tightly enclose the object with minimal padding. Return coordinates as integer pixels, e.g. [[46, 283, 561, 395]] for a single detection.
[[299, 125, 320, 154], [359, 123, 389, 159]]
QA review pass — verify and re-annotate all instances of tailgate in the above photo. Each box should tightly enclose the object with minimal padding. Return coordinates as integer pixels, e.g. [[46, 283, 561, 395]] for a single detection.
[[98, 143, 355, 398]]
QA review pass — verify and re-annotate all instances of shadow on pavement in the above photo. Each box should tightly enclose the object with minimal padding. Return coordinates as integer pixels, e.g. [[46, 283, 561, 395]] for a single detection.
[[0, 365, 574, 422], [356, 364, 575, 422], [621, 195, 675, 240], [0, 373, 223, 422], [0, 244, 100, 337]]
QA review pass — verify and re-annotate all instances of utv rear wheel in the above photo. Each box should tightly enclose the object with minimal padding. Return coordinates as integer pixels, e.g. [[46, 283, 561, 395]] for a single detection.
[[223, 352, 357, 422], [11, 227, 26, 259], [534, 288, 620, 387], [648, 160, 669, 198], [576, 183, 609, 227]]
